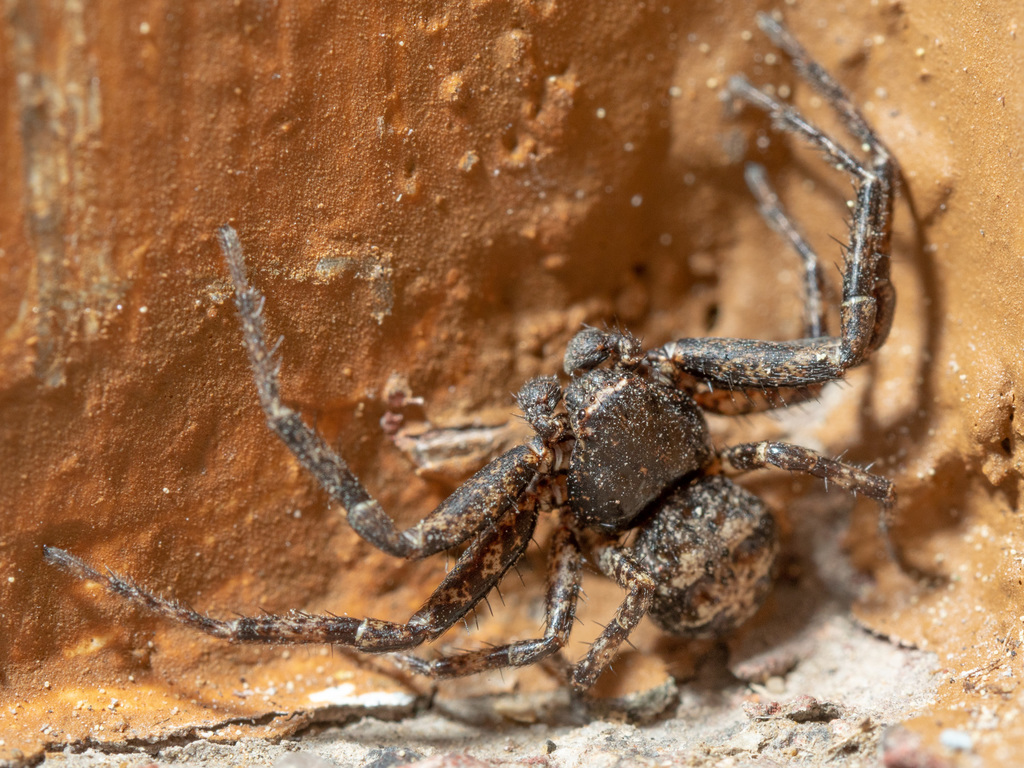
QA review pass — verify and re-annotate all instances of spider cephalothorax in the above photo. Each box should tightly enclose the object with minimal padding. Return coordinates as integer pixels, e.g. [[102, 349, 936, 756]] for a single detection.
[[46, 13, 898, 693], [563, 335, 714, 531]]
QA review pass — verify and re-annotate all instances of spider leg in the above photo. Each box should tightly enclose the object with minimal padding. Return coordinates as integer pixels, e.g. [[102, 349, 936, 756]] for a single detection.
[[649, 13, 896, 399], [751, 12, 890, 174], [394, 508, 582, 679], [43, 495, 539, 652], [758, 10, 896, 354], [570, 543, 655, 691], [689, 163, 826, 417], [744, 162, 826, 339], [728, 12, 895, 354], [217, 225, 548, 559], [718, 440, 896, 557]]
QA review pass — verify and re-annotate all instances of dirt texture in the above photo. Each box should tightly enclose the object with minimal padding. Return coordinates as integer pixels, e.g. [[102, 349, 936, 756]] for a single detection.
[[1, 0, 1023, 766]]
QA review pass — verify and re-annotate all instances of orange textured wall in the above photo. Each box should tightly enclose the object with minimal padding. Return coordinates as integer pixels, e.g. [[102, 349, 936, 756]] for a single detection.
[[1, 0, 1023, 763]]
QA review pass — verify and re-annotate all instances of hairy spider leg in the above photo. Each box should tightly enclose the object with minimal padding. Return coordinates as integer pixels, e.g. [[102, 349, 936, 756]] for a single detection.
[[743, 162, 827, 339], [570, 542, 656, 690], [688, 162, 834, 415], [649, 11, 896, 398], [756, 11, 896, 354], [218, 225, 549, 559], [43, 496, 538, 652], [394, 508, 583, 681], [717, 440, 897, 559], [685, 162, 829, 416]]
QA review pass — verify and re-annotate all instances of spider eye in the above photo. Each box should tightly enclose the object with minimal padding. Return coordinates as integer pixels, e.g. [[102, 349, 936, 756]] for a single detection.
[[576, 409, 586, 421]]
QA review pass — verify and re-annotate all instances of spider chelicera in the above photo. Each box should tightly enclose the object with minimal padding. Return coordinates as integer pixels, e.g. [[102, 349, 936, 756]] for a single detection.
[[46, 13, 897, 692]]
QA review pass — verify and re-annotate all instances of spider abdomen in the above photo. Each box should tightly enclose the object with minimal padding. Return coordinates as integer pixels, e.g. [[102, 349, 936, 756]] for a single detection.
[[632, 475, 778, 638]]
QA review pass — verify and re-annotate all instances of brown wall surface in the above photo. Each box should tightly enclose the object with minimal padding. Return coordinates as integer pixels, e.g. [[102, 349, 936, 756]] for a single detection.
[[2, 0, 1023, 763]]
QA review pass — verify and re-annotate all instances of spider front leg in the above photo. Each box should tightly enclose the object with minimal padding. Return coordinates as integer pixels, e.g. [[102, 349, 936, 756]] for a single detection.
[[44, 490, 540, 652], [728, 14, 896, 356], [218, 225, 562, 559], [667, 163, 827, 421], [683, 162, 829, 416], [650, 13, 897, 398], [395, 508, 582, 680]]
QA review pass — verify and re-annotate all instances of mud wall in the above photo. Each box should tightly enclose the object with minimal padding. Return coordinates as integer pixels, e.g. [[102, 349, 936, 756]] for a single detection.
[[1, 0, 1023, 763]]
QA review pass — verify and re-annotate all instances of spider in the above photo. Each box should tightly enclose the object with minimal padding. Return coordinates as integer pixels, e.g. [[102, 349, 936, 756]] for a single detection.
[[46, 14, 897, 693]]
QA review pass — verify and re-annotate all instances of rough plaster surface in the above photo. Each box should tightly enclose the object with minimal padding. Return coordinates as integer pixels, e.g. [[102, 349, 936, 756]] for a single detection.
[[2, 0, 1024, 766]]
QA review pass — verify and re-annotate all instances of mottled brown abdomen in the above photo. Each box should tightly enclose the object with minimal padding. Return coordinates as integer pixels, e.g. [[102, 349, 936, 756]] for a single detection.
[[631, 475, 778, 638]]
